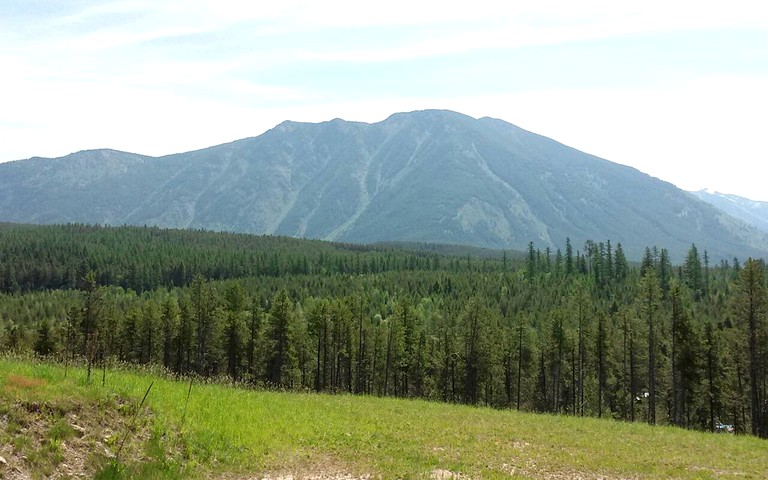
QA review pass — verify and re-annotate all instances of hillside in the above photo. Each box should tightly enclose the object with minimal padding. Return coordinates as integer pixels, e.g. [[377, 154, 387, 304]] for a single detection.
[[691, 189, 768, 234], [4, 222, 768, 440], [0, 223, 509, 293], [2, 359, 766, 479], [1, 110, 767, 261]]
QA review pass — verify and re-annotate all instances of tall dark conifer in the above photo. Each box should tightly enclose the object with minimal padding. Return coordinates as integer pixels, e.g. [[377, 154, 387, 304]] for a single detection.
[[266, 289, 295, 387], [638, 269, 661, 425], [733, 259, 767, 437]]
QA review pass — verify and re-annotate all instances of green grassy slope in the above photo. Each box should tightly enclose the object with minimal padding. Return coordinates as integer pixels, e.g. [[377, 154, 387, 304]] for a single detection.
[[1, 358, 766, 479]]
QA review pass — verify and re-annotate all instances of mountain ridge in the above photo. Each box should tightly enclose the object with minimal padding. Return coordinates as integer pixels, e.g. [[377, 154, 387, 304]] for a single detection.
[[691, 189, 768, 234], [1, 109, 766, 262]]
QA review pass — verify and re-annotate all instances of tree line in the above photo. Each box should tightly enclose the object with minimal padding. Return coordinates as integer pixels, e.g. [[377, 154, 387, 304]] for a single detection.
[[1, 224, 767, 437], [0, 223, 501, 294]]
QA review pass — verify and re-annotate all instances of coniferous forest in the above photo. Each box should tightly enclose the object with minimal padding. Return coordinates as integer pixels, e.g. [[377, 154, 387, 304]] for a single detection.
[[2, 223, 767, 438]]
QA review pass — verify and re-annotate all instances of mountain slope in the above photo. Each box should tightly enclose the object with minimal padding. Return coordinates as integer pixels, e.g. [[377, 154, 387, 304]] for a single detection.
[[1, 109, 766, 261], [691, 189, 768, 234]]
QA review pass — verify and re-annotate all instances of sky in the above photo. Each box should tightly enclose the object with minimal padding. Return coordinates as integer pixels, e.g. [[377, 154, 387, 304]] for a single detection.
[[2, 0, 767, 199]]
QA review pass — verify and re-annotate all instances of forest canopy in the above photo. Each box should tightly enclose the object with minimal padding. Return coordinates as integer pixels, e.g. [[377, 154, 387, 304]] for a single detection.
[[1, 223, 766, 438]]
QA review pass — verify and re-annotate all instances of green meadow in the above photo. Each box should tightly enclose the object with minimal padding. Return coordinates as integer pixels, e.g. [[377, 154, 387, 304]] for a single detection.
[[1, 358, 766, 479]]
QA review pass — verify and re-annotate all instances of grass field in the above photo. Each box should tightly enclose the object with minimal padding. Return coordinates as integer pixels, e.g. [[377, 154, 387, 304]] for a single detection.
[[1, 357, 766, 479]]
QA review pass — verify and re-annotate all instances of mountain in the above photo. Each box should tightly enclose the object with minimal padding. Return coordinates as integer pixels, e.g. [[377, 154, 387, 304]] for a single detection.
[[690, 189, 768, 234], [1, 109, 766, 262]]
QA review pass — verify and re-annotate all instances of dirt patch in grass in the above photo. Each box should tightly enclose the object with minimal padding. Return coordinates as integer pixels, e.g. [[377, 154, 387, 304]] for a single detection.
[[4, 374, 48, 390], [0, 394, 159, 479], [256, 473, 372, 480], [498, 460, 641, 480], [222, 452, 374, 480], [430, 469, 472, 479]]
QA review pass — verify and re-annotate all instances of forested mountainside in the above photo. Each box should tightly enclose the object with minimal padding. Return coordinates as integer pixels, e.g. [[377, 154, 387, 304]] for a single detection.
[[0, 223, 518, 294], [2, 223, 768, 438], [692, 189, 768, 234], [1, 110, 766, 261]]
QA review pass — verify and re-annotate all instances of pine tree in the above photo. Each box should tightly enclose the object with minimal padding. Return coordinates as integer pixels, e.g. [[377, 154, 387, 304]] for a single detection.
[[79, 271, 103, 384], [614, 243, 628, 282], [669, 282, 700, 427], [641, 247, 654, 277], [266, 289, 296, 387], [596, 311, 608, 417], [308, 300, 329, 392], [140, 300, 160, 364], [605, 240, 614, 284], [546, 309, 567, 413], [570, 282, 590, 416], [355, 294, 367, 394], [619, 307, 638, 422], [463, 297, 493, 404], [658, 249, 672, 297], [704, 322, 722, 432], [526, 241, 536, 283], [191, 275, 217, 375], [733, 259, 767, 437], [224, 282, 246, 381], [703, 250, 711, 297], [684, 244, 704, 300], [247, 296, 264, 382], [397, 299, 419, 397], [161, 297, 179, 370], [34, 320, 55, 356], [638, 269, 662, 425]]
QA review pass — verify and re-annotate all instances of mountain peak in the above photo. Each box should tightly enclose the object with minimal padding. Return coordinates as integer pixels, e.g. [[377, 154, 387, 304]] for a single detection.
[[383, 109, 475, 124], [1, 110, 766, 262]]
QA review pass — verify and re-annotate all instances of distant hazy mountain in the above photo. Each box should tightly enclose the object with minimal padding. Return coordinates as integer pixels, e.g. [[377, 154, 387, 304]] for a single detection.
[[691, 189, 768, 234], [1, 109, 766, 262]]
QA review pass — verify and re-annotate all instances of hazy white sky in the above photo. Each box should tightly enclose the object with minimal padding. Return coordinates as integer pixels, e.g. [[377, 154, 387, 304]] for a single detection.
[[2, 1, 767, 199]]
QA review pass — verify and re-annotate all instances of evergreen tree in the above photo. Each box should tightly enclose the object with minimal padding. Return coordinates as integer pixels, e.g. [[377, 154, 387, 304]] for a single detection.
[[526, 242, 536, 283], [658, 249, 672, 297], [596, 311, 608, 417], [684, 244, 704, 300], [224, 282, 246, 381], [247, 296, 264, 382], [354, 293, 367, 394], [703, 250, 711, 296], [161, 297, 180, 370], [704, 322, 723, 432], [34, 320, 55, 356], [308, 299, 331, 392], [605, 240, 614, 284], [140, 300, 160, 364], [462, 297, 492, 404], [176, 300, 194, 373], [638, 269, 662, 425], [266, 290, 296, 387], [619, 307, 639, 422], [641, 247, 655, 277], [554, 249, 563, 276], [191, 275, 218, 375], [614, 243, 628, 282], [733, 259, 767, 437], [669, 282, 700, 427], [397, 299, 419, 396], [570, 281, 590, 416], [79, 271, 103, 383]]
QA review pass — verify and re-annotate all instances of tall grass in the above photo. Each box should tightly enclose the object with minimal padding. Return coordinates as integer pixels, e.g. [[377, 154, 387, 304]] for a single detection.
[[2, 357, 766, 479]]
